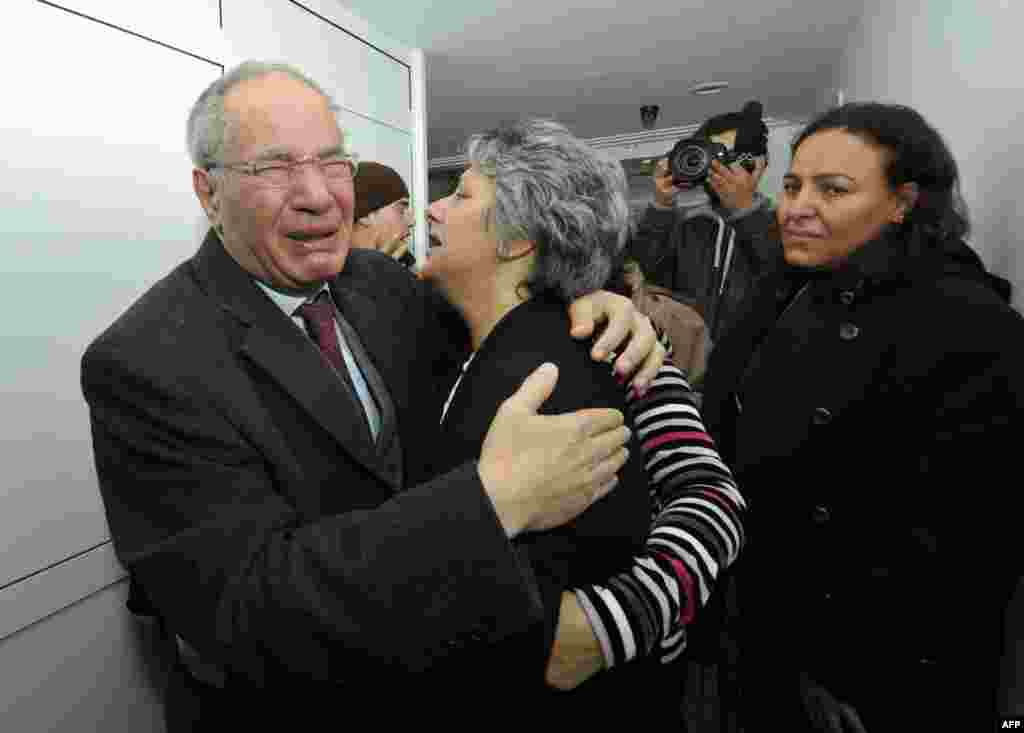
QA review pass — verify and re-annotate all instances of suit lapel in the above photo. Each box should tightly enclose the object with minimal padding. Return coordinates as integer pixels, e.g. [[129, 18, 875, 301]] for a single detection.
[[330, 281, 403, 453], [191, 231, 393, 487]]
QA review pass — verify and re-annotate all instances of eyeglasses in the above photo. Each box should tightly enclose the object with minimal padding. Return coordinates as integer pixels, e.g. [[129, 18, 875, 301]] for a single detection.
[[211, 152, 360, 188]]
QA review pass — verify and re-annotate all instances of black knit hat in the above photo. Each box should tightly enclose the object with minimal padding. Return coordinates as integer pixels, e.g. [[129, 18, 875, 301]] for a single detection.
[[695, 101, 768, 156], [353, 161, 409, 222]]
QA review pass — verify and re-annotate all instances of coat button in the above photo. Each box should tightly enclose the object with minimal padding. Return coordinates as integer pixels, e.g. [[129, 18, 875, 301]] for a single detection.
[[812, 407, 833, 426], [812, 505, 832, 524], [839, 290, 856, 306], [839, 322, 860, 341]]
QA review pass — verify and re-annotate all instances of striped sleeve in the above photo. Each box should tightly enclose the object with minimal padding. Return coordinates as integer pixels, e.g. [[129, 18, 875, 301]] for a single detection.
[[573, 362, 746, 667]]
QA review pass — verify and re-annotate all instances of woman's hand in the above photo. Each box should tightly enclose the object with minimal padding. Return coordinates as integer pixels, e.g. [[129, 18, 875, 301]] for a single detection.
[[545, 593, 606, 690], [567, 290, 666, 391]]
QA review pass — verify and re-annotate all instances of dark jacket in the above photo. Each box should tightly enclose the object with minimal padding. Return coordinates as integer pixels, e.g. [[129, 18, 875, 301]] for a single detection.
[[430, 295, 678, 725], [82, 232, 544, 728], [700, 227, 1024, 730], [626, 195, 781, 344]]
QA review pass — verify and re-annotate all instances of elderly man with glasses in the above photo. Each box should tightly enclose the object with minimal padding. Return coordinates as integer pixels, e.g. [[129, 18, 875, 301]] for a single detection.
[[80, 61, 667, 730]]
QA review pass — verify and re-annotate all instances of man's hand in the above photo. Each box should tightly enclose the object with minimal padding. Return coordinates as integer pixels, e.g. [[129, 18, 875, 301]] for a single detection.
[[478, 363, 630, 538], [567, 290, 665, 392], [653, 158, 682, 209], [708, 158, 767, 213], [545, 593, 606, 690]]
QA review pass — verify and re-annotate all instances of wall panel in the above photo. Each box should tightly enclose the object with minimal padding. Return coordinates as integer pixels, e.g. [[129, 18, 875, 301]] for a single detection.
[[221, 0, 410, 132], [0, 1, 222, 594]]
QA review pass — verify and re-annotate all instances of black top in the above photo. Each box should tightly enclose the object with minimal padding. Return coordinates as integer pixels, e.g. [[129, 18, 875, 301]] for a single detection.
[[428, 294, 677, 724]]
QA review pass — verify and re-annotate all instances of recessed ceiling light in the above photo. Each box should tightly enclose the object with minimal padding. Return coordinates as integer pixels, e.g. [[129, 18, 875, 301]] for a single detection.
[[691, 81, 729, 95]]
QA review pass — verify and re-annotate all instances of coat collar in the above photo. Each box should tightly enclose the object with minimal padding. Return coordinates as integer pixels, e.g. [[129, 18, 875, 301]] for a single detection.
[[190, 230, 400, 490], [779, 225, 923, 300]]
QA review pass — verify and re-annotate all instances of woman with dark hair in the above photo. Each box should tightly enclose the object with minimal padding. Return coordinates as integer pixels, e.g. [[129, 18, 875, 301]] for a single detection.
[[699, 102, 1024, 731]]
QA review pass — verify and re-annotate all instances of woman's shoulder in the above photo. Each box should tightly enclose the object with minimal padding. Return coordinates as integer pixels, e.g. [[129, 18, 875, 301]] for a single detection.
[[479, 297, 623, 411]]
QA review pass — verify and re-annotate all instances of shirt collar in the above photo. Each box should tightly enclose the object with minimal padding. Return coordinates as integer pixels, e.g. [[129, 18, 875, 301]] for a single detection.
[[253, 279, 331, 318]]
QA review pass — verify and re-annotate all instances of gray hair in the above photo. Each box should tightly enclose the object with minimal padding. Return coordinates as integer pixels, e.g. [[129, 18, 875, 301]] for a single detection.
[[465, 118, 630, 301], [186, 60, 346, 170]]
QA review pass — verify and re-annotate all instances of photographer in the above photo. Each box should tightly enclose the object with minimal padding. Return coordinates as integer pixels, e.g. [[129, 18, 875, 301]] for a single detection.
[[626, 102, 782, 353]]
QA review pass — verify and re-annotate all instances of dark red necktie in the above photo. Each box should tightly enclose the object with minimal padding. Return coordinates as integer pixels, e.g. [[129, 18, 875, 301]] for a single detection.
[[296, 291, 346, 375]]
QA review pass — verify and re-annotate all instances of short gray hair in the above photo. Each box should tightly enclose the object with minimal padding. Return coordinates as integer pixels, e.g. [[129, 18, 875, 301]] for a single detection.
[[465, 119, 630, 301], [186, 60, 346, 170]]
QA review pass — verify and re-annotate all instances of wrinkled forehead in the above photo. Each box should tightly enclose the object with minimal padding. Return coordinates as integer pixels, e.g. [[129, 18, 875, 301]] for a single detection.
[[224, 73, 341, 158]]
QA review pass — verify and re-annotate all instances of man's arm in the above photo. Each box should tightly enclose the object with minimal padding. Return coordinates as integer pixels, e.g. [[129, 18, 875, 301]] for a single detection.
[[83, 349, 627, 687], [709, 158, 783, 272], [625, 204, 678, 294], [727, 200, 784, 272]]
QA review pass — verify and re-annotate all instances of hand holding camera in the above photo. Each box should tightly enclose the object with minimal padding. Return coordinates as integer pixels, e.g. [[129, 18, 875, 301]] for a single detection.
[[652, 158, 681, 209], [663, 100, 769, 212], [708, 157, 767, 212]]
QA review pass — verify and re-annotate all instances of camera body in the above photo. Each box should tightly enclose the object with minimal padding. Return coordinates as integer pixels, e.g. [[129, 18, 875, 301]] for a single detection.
[[666, 100, 767, 188], [668, 137, 757, 187]]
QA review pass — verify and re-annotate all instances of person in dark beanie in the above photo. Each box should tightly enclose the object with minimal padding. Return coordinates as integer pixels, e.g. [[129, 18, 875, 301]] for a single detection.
[[351, 160, 416, 267]]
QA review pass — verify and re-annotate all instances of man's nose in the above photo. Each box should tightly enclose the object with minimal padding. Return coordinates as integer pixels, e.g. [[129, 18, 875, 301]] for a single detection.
[[290, 165, 335, 213]]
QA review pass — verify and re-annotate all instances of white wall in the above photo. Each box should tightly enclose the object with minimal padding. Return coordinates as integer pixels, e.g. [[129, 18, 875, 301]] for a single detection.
[[1, 2, 424, 730], [833, 0, 1023, 307]]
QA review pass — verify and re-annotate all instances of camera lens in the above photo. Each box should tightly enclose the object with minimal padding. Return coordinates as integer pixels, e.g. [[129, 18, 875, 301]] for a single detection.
[[684, 151, 706, 169], [669, 138, 713, 185]]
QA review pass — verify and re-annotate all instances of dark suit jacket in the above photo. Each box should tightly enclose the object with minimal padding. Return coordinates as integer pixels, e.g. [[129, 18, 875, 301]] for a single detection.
[[430, 295, 678, 725], [82, 232, 546, 724]]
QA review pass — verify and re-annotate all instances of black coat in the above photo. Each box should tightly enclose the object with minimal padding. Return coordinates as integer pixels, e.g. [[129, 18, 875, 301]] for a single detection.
[[627, 200, 780, 344], [82, 232, 545, 728], [700, 228, 1024, 729]]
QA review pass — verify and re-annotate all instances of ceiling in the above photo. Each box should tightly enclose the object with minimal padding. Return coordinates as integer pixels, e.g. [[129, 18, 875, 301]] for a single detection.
[[336, 0, 866, 159]]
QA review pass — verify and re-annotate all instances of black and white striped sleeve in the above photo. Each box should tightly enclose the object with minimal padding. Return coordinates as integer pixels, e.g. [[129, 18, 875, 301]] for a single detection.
[[573, 363, 746, 667]]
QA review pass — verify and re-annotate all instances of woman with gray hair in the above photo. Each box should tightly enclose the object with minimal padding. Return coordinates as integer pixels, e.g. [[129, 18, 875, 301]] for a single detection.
[[420, 119, 745, 723]]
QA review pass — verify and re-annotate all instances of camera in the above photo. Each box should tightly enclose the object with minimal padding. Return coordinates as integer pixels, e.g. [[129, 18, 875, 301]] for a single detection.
[[665, 100, 767, 188], [667, 138, 757, 187]]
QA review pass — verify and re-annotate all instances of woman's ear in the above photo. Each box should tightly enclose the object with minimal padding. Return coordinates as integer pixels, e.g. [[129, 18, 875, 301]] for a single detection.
[[497, 238, 535, 261], [893, 182, 919, 224]]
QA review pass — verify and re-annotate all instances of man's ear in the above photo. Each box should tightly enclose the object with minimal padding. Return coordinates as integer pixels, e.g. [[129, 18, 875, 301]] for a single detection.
[[192, 168, 220, 226]]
